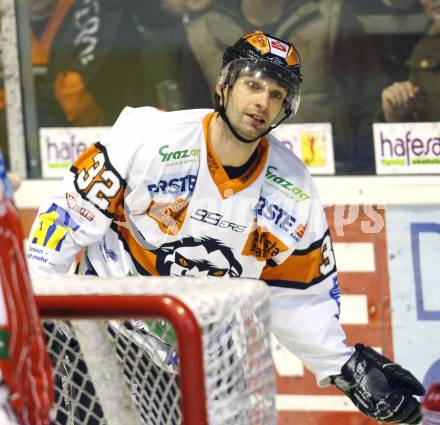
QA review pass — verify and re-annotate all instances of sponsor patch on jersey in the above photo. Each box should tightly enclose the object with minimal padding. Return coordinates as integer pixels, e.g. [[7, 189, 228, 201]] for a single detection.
[[98, 241, 118, 262], [292, 223, 307, 242], [242, 224, 288, 261], [207, 151, 221, 176], [261, 229, 337, 289], [329, 275, 341, 318], [190, 208, 247, 232], [147, 173, 197, 195], [159, 144, 200, 164], [27, 245, 56, 267], [146, 198, 188, 235], [255, 195, 298, 239], [265, 166, 310, 202], [31, 203, 80, 251], [65, 193, 95, 221]]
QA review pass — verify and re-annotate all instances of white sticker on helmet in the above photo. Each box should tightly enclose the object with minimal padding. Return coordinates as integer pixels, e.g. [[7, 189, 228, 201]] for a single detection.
[[267, 36, 289, 58]]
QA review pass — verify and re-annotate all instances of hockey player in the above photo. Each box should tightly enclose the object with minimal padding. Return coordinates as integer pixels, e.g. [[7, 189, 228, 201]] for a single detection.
[[28, 31, 425, 423], [0, 150, 53, 425]]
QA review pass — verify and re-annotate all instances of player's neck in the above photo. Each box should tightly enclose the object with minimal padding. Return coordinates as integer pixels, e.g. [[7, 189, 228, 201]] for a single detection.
[[209, 113, 260, 167]]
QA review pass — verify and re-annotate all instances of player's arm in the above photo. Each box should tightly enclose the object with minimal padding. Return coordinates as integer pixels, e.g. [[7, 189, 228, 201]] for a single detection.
[[261, 221, 353, 384], [261, 195, 424, 423], [27, 107, 137, 274]]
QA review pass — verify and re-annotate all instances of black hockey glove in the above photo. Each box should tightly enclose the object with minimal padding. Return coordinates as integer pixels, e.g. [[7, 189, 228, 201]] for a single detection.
[[330, 344, 425, 424]]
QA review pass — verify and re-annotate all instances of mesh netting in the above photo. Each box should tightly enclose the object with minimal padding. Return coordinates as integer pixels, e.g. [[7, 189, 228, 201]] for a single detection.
[[34, 275, 276, 425]]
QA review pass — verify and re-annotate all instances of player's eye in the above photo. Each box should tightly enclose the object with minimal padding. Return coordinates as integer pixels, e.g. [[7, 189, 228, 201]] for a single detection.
[[246, 80, 262, 91], [271, 90, 283, 100]]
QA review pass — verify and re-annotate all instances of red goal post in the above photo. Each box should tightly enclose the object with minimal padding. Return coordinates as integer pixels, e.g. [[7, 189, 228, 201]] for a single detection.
[[33, 275, 276, 425]]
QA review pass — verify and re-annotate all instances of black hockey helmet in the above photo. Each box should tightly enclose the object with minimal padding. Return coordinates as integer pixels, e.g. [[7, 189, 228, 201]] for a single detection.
[[215, 31, 303, 143]]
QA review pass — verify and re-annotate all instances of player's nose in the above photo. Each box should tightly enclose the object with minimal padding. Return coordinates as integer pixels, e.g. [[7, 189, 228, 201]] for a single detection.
[[255, 90, 270, 110]]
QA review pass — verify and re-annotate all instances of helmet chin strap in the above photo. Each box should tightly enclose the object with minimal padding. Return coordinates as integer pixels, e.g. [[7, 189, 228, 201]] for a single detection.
[[216, 87, 290, 144]]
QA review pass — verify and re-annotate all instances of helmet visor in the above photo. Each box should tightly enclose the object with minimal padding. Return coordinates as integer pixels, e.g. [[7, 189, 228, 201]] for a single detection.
[[218, 58, 301, 122]]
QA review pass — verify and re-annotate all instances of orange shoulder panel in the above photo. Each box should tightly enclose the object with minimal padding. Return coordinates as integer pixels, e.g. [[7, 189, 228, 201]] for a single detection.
[[261, 245, 322, 285]]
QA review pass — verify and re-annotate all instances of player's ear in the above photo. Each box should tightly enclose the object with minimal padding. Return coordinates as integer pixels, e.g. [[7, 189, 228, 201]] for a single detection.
[[216, 84, 231, 100]]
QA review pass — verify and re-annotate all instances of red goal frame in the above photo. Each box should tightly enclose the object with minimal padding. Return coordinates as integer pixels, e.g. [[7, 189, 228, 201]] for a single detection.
[[36, 294, 208, 425]]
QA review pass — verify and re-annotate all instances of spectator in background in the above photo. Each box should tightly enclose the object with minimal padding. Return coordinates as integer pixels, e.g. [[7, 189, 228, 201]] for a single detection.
[[184, 0, 388, 173], [352, 0, 423, 86], [138, 0, 213, 110], [381, 0, 440, 122], [0, 0, 146, 142], [29, 0, 147, 126]]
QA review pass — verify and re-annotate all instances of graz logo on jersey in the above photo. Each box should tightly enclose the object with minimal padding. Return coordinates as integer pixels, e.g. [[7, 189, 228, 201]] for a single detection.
[[147, 174, 197, 195], [154, 236, 242, 277], [159, 144, 200, 163], [191, 208, 247, 233], [255, 196, 298, 238], [265, 166, 310, 202]]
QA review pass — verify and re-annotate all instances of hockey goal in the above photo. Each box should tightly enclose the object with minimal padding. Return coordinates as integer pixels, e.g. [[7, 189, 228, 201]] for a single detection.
[[33, 274, 276, 425]]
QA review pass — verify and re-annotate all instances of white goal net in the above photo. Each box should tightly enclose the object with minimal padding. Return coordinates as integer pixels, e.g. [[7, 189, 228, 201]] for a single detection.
[[33, 274, 276, 425]]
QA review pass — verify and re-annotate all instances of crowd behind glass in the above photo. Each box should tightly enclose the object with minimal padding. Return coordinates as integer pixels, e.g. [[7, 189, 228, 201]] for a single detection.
[[0, 0, 438, 175]]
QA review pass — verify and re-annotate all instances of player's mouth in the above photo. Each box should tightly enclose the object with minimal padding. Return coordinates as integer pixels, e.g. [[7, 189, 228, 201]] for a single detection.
[[245, 113, 266, 127]]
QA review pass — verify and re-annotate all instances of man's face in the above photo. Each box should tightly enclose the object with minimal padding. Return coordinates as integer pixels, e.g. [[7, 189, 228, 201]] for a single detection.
[[224, 75, 288, 140], [420, 0, 440, 21]]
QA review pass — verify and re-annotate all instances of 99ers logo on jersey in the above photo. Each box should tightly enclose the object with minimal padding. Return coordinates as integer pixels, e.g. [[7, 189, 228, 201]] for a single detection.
[[70, 142, 125, 217]]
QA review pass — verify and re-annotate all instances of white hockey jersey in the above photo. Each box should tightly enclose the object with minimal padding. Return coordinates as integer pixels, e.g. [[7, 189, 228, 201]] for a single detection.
[[28, 107, 353, 384]]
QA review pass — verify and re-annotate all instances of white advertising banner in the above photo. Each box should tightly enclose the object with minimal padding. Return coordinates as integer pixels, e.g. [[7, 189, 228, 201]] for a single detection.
[[386, 206, 440, 390], [271, 123, 335, 175], [40, 127, 110, 178], [373, 122, 440, 174], [40, 124, 335, 178]]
